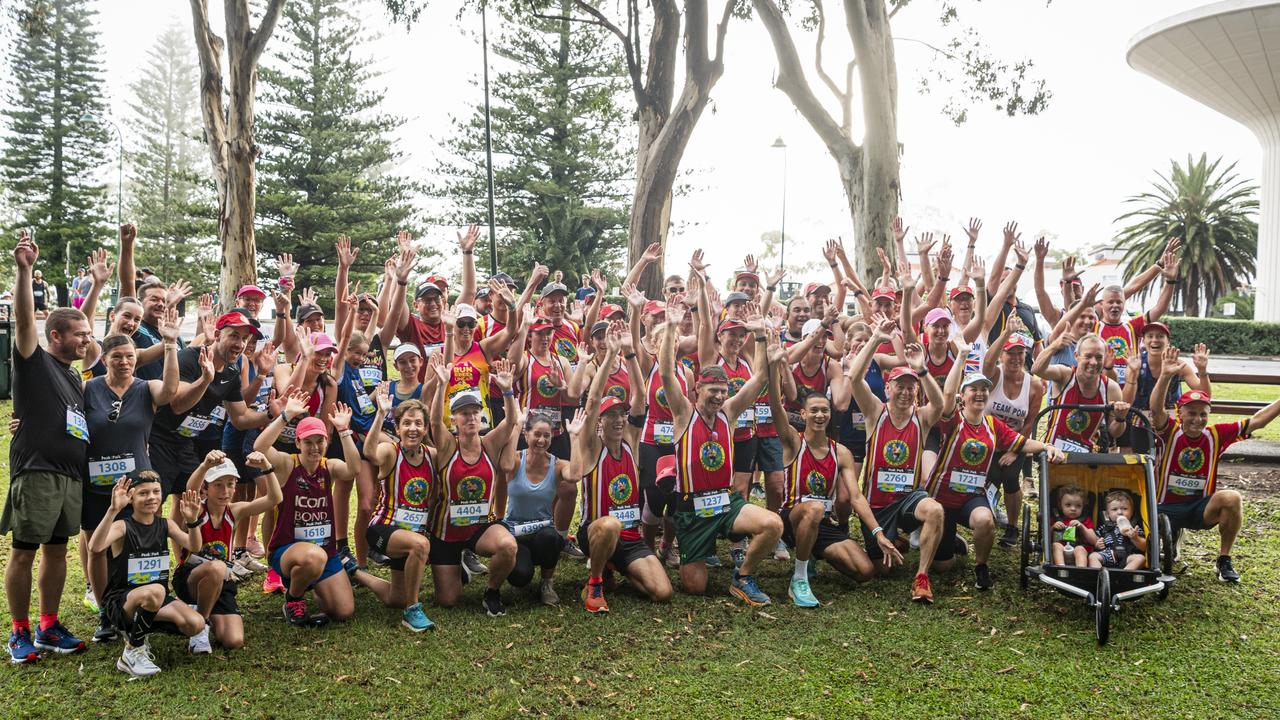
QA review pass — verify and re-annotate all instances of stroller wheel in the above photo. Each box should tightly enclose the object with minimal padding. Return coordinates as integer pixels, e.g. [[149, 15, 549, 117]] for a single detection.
[[1018, 510, 1031, 590], [1157, 513, 1174, 600], [1095, 568, 1112, 646]]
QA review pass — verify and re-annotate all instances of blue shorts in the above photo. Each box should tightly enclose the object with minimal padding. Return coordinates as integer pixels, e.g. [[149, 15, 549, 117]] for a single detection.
[[751, 436, 784, 473], [269, 543, 344, 590], [1159, 496, 1214, 532]]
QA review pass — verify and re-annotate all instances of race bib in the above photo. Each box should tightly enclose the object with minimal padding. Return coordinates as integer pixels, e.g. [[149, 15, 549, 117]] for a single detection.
[[848, 413, 866, 432], [692, 490, 730, 518], [736, 409, 754, 429], [177, 414, 213, 438], [126, 554, 169, 585], [948, 469, 985, 494], [294, 522, 332, 544], [755, 403, 772, 423], [876, 469, 912, 494], [280, 423, 298, 442], [210, 405, 227, 422], [801, 495, 834, 514], [66, 407, 89, 442], [88, 454, 135, 487], [449, 501, 490, 527], [1115, 364, 1128, 386], [1168, 474, 1207, 496], [1054, 438, 1090, 454], [359, 366, 382, 387], [392, 507, 428, 531], [609, 505, 640, 529], [355, 386, 375, 415], [653, 422, 674, 445], [509, 519, 551, 537]]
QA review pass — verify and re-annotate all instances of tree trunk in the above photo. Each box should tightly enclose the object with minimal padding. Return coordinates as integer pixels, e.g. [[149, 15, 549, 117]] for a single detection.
[[629, 106, 674, 297], [847, 0, 900, 281]]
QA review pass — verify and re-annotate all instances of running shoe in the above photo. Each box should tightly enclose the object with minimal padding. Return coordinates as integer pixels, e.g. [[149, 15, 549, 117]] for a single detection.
[[704, 554, 723, 568], [369, 549, 391, 567], [729, 547, 746, 571], [582, 581, 609, 614], [540, 578, 560, 606], [283, 598, 313, 627], [263, 568, 284, 594], [117, 643, 161, 677], [188, 625, 212, 654], [235, 550, 267, 574], [245, 536, 266, 559], [562, 537, 586, 560], [92, 612, 118, 644], [659, 543, 679, 568], [34, 621, 86, 654], [750, 483, 765, 501], [998, 525, 1019, 548], [954, 535, 969, 557], [8, 629, 38, 664], [788, 578, 819, 608], [1173, 529, 1184, 563], [461, 549, 489, 576], [773, 540, 791, 561], [82, 585, 99, 614], [229, 559, 253, 583], [994, 502, 1009, 529], [911, 572, 934, 604], [482, 588, 506, 617], [729, 574, 771, 607], [1216, 555, 1241, 583], [974, 563, 993, 591], [401, 603, 435, 632]]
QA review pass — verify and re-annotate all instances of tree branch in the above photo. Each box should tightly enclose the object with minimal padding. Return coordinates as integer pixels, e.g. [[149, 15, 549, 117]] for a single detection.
[[565, 0, 644, 98], [713, 0, 734, 65], [813, 1, 849, 121], [245, 0, 287, 64]]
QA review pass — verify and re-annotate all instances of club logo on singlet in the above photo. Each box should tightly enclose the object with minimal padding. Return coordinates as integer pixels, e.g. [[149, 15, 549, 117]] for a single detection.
[[883, 439, 910, 467], [960, 438, 989, 466], [404, 477, 429, 505], [680, 356, 696, 373], [536, 374, 559, 398], [608, 473, 633, 504], [457, 475, 486, 501], [656, 387, 669, 408], [1177, 447, 1205, 474], [699, 441, 726, 471], [805, 470, 827, 496], [728, 376, 745, 395], [555, 337, 577, 360], [606, 384, 626, 401], [1107, 335, 1128, 359], [1065, 409, 1089, 434], [204, 539, 229, 561]]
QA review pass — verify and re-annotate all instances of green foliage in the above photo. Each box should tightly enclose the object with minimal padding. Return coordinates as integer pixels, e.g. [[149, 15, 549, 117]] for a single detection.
[[1210, 291, 1254, 320], [124, 24, 219, 291], [256, 0, 422, 298], [1164, 316, 1280, 355], [434, 1, 633, 283], [1113, 154, 1257, 317], [0, 0, 110, 291]]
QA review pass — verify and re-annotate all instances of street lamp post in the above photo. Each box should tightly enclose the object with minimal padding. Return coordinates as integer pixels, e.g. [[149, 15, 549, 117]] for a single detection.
[[771, 136, 787, 269], [81, 111, 122, 227], [481, 2, 498, 276]]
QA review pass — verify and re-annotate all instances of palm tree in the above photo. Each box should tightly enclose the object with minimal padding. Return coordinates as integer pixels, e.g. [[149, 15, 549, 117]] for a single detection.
[[1113, 153, 1257, 317]]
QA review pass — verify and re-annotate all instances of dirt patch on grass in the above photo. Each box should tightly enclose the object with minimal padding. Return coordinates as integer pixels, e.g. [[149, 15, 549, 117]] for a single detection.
[[1218, 462, 1280, 499]]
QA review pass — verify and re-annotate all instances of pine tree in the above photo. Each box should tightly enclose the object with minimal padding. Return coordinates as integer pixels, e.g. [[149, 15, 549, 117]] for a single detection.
[[256, 0, 421, 298], [125, 24, 219, 290], [436, 2, 633, 282], [1, 0, 110, 299]]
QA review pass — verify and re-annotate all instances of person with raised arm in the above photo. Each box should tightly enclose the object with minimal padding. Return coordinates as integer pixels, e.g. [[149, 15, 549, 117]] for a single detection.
[[1121, 325, 1208, 453], [396, 226, 479, 374], [1093, 241, 1180, 388], [1032, 331, 1130, 453]]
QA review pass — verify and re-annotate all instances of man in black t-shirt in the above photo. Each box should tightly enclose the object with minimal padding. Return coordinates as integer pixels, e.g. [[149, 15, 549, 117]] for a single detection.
[[4, 233, 93, 662]]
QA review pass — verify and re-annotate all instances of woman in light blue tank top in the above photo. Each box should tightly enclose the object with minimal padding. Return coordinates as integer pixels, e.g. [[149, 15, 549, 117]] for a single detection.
[[500, 412, 571, 604]]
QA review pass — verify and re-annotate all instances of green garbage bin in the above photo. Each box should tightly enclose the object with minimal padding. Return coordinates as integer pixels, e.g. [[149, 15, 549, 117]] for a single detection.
[[0, 308, 12, 400]]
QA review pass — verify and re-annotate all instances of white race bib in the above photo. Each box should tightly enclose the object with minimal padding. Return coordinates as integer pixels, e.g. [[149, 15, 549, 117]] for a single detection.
[[848, 412, 866, 432], [801, 495, 834, 514], [876, 469, 912, 494], [392, 507, 428, 531], [66, 407, 89, 442], [653, 422, 674, 445], [126, 554, 169, 584], [449, 501, 490, 527], [294, 523, 332, 543], [210, 405, 227, 422], [509, 519, 551, 537], [1168, 474, 1207, 496], [359, 366, 382, 386], [948, 469, 986, 494], [1054, 438, 1090, 454], [692, 490, 730, 518], [88, 454, 135, 487], [754, 403, 772, 422], [177, 414, 212, 437], [736, 409, 754, 429], [609, 505, 640, 528], [355, 388, 375, 415], [1115, 363, 1128, 386]]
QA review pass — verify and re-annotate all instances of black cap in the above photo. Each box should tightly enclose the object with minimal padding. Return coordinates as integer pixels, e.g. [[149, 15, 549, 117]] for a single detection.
[[415, 283, 444, 300], [296, 303, 323, 321], [491, 272, 518, 288]]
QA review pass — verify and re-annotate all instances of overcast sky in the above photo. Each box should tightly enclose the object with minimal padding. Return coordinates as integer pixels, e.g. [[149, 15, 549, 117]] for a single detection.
[[90, 0, 1259, 286]]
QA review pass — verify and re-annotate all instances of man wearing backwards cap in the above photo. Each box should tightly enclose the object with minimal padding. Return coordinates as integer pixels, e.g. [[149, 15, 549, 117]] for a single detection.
[[1149, 347, 1280, 583], [396, 226, 481, 378]]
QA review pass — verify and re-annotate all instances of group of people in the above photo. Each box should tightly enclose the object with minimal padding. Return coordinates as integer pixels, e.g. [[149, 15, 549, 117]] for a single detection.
[[6, 217, 1278, 677]]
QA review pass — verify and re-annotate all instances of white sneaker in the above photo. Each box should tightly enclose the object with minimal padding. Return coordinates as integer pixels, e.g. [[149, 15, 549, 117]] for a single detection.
[[82, 585, 99, 614], [994, 502, 1009, 529], [909, 529, 921, 550], [773, 539, 791, 561], [539, 578, 560, 606], [188, 625, 212, 655], [229, 560, 253, 582], [117, 643, 161, 677], [237, 553, 268, 574]]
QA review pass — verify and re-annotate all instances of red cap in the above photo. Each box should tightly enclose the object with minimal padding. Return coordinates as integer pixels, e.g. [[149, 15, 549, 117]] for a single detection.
[[1003, 333, 1032, 351], [215, 311, 262, 338], [885, 366, 920, 383], [602, 303, 625, 319], [949, 285, 974, 300], [423, 274, 448, 291], [734, 269, 760, 283], [598, 396, 626, 414], [1144, 321, 1171, 337], [655, 454, 677, 481], [717, 318, 747, 334], [871, 286, 896, 302], [1177, 390, 1211, 408], [529, 318, 554, 333], [236, 284, 266, 299], [295, 417, 327, 441], [643, 300, 666, 317], [804, 282, 831, 297]]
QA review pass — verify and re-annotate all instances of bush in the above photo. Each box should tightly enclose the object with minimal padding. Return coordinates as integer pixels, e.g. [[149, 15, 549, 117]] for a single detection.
[[1210, 292, 1254, 320], [1165, 316, 1280, 355]]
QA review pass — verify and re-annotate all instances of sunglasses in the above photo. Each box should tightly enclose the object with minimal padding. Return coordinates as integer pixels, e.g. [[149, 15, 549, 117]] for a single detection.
[[666, 286, 686, 294], [456, 319, 477, 329], [108, 400, 122, 424]]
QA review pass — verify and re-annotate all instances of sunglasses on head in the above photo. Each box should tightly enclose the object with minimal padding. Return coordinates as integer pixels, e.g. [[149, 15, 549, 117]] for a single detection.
[[108, 400, 122, 424]]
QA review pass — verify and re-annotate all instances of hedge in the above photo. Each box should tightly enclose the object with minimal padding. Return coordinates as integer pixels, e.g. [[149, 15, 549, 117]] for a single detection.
[[1164, 316, 1280, 356]]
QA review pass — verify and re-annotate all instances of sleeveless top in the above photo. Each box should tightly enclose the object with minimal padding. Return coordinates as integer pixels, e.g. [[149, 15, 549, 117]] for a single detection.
[[581, 442, 642, 540], [430, 446, 497, 542], [675, 410, 734, 496], [381, 379, 424, 436], [445, 341, 492, 428], [1045, 371, 1108, 453], [839, 362, 885, 450], [180, 506, 235, 565], [1132, 350, 1183, 413], [84, 377, 154, 495], [782, 438, 838, 514], [522, 355, 565, 414], [643, 358, 687, 446], [924, 346, 955, 393], [337, 363, 377, 434], [597, 358, 630, 407], [789, 358, 828, 412], [860, 409, 923, 509], [107, 515, 171, 595], [987, 370, 1031, 430], [718, 354, 755, 441], [274, 381, 328, 452], [268, 457, 336, 557], [370, 444, 435, 535], [927, 415, 1025, 510], [358, 334, 386, 391], [503, 450, 558, 533]]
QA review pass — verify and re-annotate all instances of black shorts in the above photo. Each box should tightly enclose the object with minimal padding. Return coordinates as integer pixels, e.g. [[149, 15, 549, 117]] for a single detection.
[[1159, 496, 1214, 532], [149, 437, 200, 499], [731, 437, 758, 473], [80, 488, 130, 533], [779, 505, 851, 560], [750, 436, 784, 473], [989, 456, 1029, 494], [223, 439, 262, 484], [173, 560, 241, 616], [841, 437, 867, 463], [936, 495, 991, 562], [639, 443, 676, 523], [1124, 424, 1155, 454], [428, 523, 494, 566], [366, 523, 427, 571], [862, 490, 929, 560], [924, 427, 942, 454], [577, 520, 655, 572], [103, 585, 180, 635]]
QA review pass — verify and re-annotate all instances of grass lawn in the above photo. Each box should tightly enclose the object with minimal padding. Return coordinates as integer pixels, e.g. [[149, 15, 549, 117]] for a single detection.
[[1, 398, 1278, 719]]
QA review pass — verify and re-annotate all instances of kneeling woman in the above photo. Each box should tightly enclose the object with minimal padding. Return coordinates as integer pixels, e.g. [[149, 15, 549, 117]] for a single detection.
[[498, 409, 572, 607], [362, 388, 436, 632], [89, 473, 206, 677], [177, 449, 283, 652], [766, 338, 900, 608], [253, 394, 381, 626]]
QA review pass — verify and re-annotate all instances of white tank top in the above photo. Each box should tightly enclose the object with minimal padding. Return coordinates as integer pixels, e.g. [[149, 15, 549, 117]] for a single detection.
[[987, 370, 1031, 428]]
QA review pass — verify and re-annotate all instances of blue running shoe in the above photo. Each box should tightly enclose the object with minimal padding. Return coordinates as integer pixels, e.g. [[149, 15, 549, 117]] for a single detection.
[[401, 603, 435, 632], [729, 573, 771, 607], [703, 554, 723, 568], [34, 622, 86, 655], [788, 578, 820, 608], [339, 550, 360, 586], [8, 629, 39, 664]]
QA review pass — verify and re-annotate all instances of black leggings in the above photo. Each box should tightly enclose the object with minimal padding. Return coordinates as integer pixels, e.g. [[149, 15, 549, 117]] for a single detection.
[[507, 526, 564, 587]]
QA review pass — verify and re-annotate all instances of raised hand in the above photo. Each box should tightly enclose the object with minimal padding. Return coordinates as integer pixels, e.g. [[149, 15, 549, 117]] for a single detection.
[[396, 230, 414, 255], [159, 307, 182, 342], [1007, 315, 1026, 336], [272, 289, 291, 315], [765, 265, 786, 287], [254, 341, 277, 375], [87, 247, 113, 285], [1012, 240, 1030, 266], [1081, 282, 1101, 308], [914, 232, 936, 256], [591, 268, 607, 293], [903, 342, 926, 372], [872, 314, 897, 339], [198, 345, 215, 381], [622, 281, 645, 309], [641, 242, 662, 264], [166, 280, 192, 308], [489, 278, 515, 306], [1034, 236, 1049, 261], [530, 262, 550, 287], [284, 388, 310, 418], [1160, 242, 1181, 281], [963, 217, 982, 245], [297, 330, 315, 360], [13, 232, 37, 268], [689, 249, 708, 275], [109, 477, 131, 512], [330, 402, 352, 432], [196, 294, 213, 326], [299, 287, 318, 308], [245, 451, 271, 471], [373, 382, 393, 414], [1160, 346, 1181, 377], [605, 328, 622, 355], [766, 334, 786, 365], [1193, 343, 1210, 375], [565, 407, 586, 437], [967, 256, 986, 283], [665, 301, 686, 326], [1002, 221, 1020, 247], [458, 224, 480, 253], [937, 237, 954, 277], [277, 253, 299, 281], [1061, 255, 1079, 284], [822, 239, 839, 264], [491, 358, 515, 392], [393, 245, 415, 284], [119, 223, 137, 246], [336, 235, 358, 267], [428, 352, 449, 385], [204, 448, 227, 465], [891, 216, 908, 244], [742, 254, 758, 273]]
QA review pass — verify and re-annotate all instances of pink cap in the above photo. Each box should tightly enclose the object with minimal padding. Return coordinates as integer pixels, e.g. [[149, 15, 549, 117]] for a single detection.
[[236, 284, 266, 299], [924, 308, 953, 327], [309, 332, 337, 354], [295, 417, 327, 441]]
